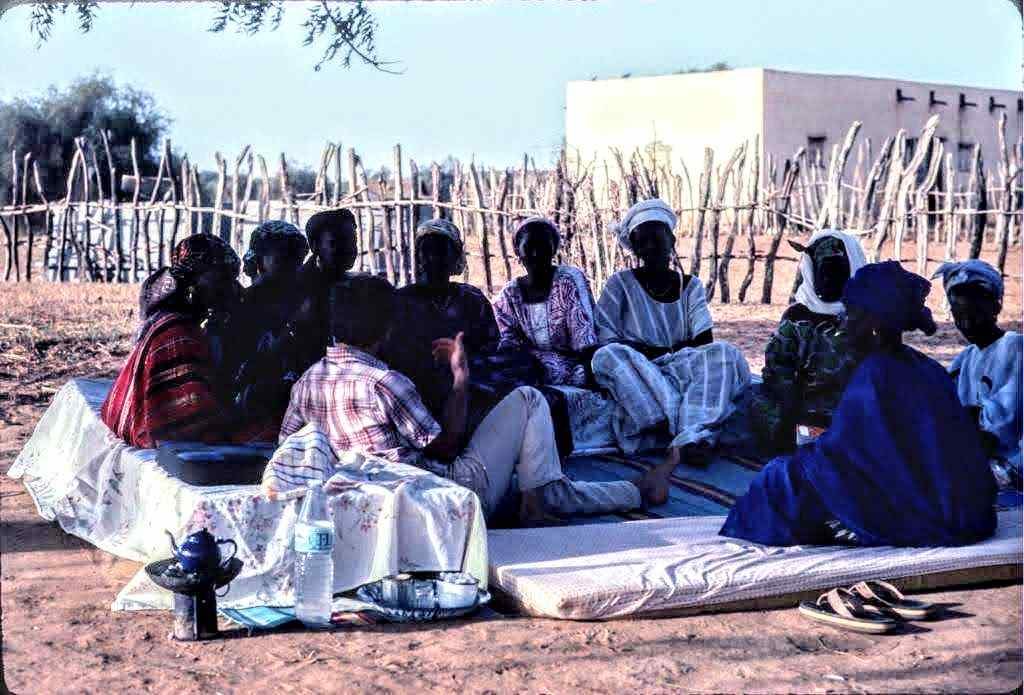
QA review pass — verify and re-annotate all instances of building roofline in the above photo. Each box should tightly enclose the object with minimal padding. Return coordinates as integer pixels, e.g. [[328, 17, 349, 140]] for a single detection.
[[568, 66, 1020, 95]]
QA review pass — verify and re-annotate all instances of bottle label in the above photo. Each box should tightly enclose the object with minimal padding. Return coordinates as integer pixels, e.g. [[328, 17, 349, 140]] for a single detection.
[[295, 523, 334, 554]]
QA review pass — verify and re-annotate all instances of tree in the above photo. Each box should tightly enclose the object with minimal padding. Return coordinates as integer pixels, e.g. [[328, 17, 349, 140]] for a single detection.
[[8, 0, 398, 73], [0, 74, 170, 203]]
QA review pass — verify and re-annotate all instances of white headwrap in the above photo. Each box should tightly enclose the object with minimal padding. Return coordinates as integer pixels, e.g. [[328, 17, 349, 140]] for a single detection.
[[611, 198, 677, 253], [793, 229, 867, 316]]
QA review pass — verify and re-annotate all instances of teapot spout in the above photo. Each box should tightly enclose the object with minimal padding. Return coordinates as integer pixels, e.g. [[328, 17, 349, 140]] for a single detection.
[[165, 529, 180, 557]]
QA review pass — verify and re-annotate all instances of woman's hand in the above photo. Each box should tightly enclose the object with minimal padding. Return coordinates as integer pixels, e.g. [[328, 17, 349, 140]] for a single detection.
[[432, 332, 470, 383]]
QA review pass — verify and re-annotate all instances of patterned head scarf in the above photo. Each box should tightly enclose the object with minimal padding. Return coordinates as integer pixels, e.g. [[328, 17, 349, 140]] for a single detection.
[[170, 233, 241, 282], [931, 259, 1004, 302], [611, 198, 677, 253], [513, 217, 561, 255], [843, 261, 937, 336], [243, 220, 309, 279], [793, 229, 868, 316], [415, 218, 466, 274]]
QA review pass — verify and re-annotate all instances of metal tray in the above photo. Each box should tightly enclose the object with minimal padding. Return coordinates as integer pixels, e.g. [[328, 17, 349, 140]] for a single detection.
[[356, 581, 490, 623]]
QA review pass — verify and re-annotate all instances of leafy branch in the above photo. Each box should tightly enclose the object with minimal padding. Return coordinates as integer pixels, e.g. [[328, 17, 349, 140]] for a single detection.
[[12, 0, 399, 73]]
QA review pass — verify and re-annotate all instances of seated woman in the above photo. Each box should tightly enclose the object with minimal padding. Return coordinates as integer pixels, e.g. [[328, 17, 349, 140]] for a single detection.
[[493, 217, 599, 388], [721, 261, 997, 547], [591, 198, 750, 459], [384, 219, 540, 436], [751, 229, 867, 452], [933, 259, 1022, 489], [100, 234, 271, 448], [232, 220, 310, 432]]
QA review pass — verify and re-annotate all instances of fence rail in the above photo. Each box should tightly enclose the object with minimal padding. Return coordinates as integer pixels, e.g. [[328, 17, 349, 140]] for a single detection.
[[1, 113, 1021, 304]]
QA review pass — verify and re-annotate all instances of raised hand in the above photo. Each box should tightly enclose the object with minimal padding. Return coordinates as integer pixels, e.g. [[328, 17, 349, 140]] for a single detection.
[[432, 331, 469, 381]]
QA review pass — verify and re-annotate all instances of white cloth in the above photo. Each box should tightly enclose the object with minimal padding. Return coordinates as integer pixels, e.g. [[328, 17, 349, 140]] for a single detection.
[[611, 198, 677, 252], [951, 332, 1023, 465], [596, 270, 713, 348], [8, 379, 489, 611], [592, 342, 751, 453], [792, 228, 867, 316]]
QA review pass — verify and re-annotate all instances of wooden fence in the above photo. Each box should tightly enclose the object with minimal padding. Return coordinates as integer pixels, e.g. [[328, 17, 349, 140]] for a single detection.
[[1, 113, 1020, 304]]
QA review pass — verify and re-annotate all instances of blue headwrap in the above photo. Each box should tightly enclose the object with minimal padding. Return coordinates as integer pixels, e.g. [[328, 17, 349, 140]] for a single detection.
[[931, 259, 1004, 302], [843, 261, 937, 336]]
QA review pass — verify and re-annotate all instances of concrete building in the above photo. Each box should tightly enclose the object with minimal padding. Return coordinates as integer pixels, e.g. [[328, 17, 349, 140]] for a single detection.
[[566, 68, 1022, 187]]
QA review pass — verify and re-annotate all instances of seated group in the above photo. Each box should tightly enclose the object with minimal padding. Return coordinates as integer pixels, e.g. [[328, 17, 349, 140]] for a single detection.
[[98, 198, 1021, 548]]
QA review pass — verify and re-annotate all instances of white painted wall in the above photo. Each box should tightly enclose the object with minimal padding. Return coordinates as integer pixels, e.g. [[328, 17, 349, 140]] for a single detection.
[[565, 68, 765, 199]]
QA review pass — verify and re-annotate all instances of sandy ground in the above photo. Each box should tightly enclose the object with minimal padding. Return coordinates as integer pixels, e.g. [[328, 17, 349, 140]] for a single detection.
[[1, 246, 1022, 693]]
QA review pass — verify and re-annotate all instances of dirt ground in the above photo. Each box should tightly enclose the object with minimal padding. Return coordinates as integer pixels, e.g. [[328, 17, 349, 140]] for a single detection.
[[1, 247, 1022, 693]]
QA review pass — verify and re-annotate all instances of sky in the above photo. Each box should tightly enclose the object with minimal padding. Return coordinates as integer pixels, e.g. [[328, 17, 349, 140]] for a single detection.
[[1, 0, 1021, 172]]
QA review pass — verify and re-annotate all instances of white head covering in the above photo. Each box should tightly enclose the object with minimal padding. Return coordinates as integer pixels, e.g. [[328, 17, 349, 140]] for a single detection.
[[611, 198, 677, 252], [792, 229, 867, 316]]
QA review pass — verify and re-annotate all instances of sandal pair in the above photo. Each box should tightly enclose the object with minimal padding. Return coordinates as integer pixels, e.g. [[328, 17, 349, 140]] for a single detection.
[[798, 580, 938, 634]]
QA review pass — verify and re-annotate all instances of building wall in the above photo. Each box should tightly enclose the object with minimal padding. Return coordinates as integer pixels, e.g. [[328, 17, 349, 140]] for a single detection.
[[565, 68, 765, 199], [760, 70, 1021, 183]]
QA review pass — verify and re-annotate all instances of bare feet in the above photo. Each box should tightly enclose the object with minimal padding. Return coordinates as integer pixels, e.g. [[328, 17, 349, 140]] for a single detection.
[[634, 447, 681, 508], [519, 488, 565, 526]]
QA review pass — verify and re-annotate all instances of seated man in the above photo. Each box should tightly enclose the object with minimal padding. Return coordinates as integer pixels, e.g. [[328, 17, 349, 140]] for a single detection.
[[934, 259, 1022, 489], [750, 229, 867, 452], [279, 275, 675, 523], [294, 208, 360, 371]]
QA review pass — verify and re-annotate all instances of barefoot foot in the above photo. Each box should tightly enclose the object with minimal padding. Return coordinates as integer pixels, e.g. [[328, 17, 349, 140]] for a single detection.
[[518, 488, 565, 526], [634, 447, 681, 508]]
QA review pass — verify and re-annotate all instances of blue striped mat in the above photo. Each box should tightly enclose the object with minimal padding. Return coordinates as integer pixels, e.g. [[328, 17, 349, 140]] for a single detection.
[[557, 450, 766, 526]]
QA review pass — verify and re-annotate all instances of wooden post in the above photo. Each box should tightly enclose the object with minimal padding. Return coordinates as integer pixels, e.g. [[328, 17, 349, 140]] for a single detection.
[[995, 112, 1017, 274], [430, 162, 441, 219], [231, 146, 252, 253], [32, 161, 52, 282], [491, 168, 513, 283], [408, 158, 420, 282], [393, 144, 408, 284], [942, 153, 957, 263], [74, 138, 94, 280], [469, 163, 493, 294], [761, 150, 803, 304], [100, 131, 123, 281], [164, 140, 181, 263], [689, 148, 714, 278], [719, 143, 748, 303], [378, 172, 396, 283], [332, 143, 343, 206], [856, 136, 895, 231], [256, 155, 271, 224], [737, 134, 761, 303], [705, 144, 745, 299], [871, 132, 907, 262], [915, 138, 944, 275], [355, 157, 378, 275], [278, 153, 297, 226], [9, 149, 22, 281], [968, 145, 988, 260], [816, 121, 862, 229]]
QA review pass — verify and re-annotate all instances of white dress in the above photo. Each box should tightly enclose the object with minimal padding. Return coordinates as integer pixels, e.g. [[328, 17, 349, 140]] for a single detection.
[[950, 331, 1023, 469], [589, 271, 749, 453], [596, 270, 713, 347]]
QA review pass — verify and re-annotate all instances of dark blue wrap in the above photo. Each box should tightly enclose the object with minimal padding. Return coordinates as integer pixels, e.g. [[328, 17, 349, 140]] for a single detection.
[[722, 346, 998, 547]]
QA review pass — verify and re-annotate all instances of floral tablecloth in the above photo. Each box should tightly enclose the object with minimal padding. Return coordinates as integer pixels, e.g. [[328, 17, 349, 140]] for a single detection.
[[9, 379, 488, 611]]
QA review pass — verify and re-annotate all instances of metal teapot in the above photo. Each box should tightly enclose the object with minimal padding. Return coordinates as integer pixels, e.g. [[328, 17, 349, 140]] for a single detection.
[[165, 528, 237, 575]]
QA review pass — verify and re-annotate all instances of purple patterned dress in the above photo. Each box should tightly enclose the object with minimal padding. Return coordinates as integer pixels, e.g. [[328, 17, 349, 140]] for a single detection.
[[493, 265, 599, 386]]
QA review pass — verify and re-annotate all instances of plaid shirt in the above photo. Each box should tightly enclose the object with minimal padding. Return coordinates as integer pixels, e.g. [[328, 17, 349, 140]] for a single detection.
[[279, 344, 442, 470]]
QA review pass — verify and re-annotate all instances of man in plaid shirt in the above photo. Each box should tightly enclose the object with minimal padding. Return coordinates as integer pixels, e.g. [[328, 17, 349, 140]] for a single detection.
[[279, 275, 676, 523]]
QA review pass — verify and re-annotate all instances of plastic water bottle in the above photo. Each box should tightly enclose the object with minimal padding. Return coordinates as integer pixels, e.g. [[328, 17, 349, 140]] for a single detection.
[[294, 481, 334, 628]]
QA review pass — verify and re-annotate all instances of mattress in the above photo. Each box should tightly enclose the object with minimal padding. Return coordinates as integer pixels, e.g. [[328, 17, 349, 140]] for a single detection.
[[487, 510, 1023, 620]]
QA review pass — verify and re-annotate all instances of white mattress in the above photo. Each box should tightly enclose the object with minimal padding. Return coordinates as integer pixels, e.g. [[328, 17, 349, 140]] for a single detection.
[[488, 510, 1023, 620]]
